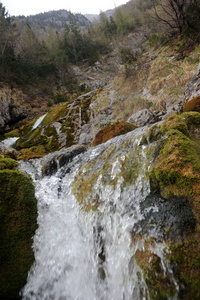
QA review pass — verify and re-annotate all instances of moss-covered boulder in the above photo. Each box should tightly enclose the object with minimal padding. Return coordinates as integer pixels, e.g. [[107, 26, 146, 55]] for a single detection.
[[149, 112, 200, 299], [73, 112, 200, 298], [92, 120, 137, 146], [0, 156, 18, 170], [11, 92, 95, 160], [0, 166, 37, 299]]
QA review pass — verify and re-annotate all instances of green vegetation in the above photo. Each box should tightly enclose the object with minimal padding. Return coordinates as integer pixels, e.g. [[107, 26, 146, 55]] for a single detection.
[[0, 159, 37, 299]]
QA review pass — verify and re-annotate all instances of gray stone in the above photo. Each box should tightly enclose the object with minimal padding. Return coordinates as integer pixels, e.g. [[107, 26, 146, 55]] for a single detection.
[[184, 63, 200, 102], [41, 144, 87, 176], [128, 109, 157, 127]]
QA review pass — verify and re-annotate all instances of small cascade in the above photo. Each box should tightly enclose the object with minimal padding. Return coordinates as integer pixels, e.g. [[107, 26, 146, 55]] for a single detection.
[[19, 127, 179, 300], [0, 137, 19, 148], [32, 113, 47, 130]]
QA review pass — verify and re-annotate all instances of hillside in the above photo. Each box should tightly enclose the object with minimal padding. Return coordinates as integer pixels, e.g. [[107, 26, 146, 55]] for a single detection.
[[11, 10, 91, 32], [1, 1, 200, 299]]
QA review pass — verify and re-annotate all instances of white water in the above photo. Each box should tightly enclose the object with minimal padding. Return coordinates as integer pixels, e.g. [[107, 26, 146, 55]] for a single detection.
[[32, 114, 47, 130], [19, 129, 179, 300], [0, 136, 19, 148]]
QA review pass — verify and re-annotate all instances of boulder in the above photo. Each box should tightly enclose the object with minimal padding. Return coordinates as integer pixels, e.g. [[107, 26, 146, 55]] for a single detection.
[[41, 144, 87, 176], [128, 109, 157, 127], [0, 156, 37, 300], [92, 120, 137, 146]]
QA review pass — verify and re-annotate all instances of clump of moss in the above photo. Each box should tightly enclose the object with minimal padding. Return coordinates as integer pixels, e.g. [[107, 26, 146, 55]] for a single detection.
[[92, 120, 137, 146], [149, 112, 200, 298], [0, 156, 18, 170], [135, 246, 177, 300], [160, 113, 190, 136], [150, 124, 200, 204], [169, 238, 200, 300], [0, 169, 37, 300], [4, 128, 20, 138], [16, 145, 47, 160], [41, 102, 69, 126]]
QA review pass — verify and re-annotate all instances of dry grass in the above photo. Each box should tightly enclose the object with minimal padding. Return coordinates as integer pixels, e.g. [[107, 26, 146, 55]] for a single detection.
[[109, 44, 199, 118]]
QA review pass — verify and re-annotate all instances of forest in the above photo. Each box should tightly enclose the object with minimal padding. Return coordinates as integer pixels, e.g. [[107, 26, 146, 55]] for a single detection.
[[1, 0, 200, 93]]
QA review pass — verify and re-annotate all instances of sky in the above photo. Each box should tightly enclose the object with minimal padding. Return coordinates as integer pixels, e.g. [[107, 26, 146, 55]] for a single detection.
[[2, 0, 129, 16]]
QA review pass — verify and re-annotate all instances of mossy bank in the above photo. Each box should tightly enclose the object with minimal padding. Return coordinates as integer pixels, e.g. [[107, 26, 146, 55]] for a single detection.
[[0, 156, 37, 299]]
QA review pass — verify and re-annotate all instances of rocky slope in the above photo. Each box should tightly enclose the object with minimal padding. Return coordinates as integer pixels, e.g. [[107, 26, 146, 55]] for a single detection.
[[1, 37, 200, 299]]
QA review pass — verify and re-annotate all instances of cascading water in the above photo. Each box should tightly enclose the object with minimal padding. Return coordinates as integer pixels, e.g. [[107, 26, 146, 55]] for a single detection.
[[19, 127, 179, 300]]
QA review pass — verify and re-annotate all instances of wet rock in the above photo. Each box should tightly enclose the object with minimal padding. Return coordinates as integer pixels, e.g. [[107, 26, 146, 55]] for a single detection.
[[92, 120, 137, 146], [133, 192, 196, 242], [0, 167, 37, 300], [128, 109, 157, 127], [41, 144, 87, 176]]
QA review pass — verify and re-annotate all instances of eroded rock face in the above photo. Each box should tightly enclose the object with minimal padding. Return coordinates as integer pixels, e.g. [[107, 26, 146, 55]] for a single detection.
[[0, 87, 27, 133], [184, 63, 200, 112], [128, 109, 158, 127]]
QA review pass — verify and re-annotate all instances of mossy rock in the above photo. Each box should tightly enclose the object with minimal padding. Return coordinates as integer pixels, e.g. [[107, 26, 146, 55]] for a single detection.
[[16, 145, 47, 160], [149, 112, 200, 298], [135, 246, 177, 300], [92, 120, 137, 146], [183, 96, 200, 113], [0, 169, 37, 300], [41, 102, 69, 126], [0, 156, 18, 170], [4, 128, 20, 138]]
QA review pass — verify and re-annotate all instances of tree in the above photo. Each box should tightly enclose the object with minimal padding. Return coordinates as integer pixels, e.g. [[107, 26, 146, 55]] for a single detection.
[[152, 0, 198, 35], [0, 3, 15, 67]]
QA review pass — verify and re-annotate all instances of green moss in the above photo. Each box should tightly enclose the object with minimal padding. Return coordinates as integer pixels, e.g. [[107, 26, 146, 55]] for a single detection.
[[0, 169, 37, 300], [135, 247, 177, 300], [150, 127, 200, 201], [19, 118, 38, 136], [41, 102, 69, 126], [4, 128, 20, 138], [182, 111, 200, 126], [16, 145, 47, 160], [0, 156, 18, 170], [149, 112, 200, 299], [169, 239, 200, 300], [160, 113, 190, 137], [80, 96, 92, 124]]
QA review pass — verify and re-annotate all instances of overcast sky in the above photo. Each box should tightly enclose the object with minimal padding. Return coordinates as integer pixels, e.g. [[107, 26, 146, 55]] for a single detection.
[[2, 0, 129, 16]]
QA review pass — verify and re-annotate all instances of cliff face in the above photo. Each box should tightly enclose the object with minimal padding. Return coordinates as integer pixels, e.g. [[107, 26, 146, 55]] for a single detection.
[[0, 86, 28, 133]]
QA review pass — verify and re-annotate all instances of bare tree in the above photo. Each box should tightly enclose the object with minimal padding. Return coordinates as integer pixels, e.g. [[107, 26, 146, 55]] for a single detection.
[[152, 0, 196, 34]]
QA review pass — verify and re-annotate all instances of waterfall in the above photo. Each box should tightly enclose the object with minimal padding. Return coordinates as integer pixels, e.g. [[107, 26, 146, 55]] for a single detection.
[[19, 127, 179, 300], [32, 114, 47, 130]]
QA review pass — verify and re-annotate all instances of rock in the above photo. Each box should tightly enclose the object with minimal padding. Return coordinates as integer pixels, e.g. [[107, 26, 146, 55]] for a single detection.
[[92, 120, 137, 146], [41, 144, 87, 176], [0, 157, 37, 299], [133, 192, 196, 242], [149, 112, 200, 298], [128, 109, 157, 127], [0, 90, 27, 133], [183, 63, 200, 112]]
